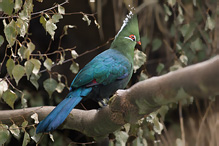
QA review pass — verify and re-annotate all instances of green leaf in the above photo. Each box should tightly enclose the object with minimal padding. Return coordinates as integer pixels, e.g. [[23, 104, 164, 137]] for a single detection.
[[133, 136, 147, 146], [164, 4, 172, 16], [9, 124, 20, 139], [27, 42, 35, 55], [147, 112, 163, 134], [22, 132, 30, 146], [18, 46, 28, 60], [21, 95, 27, 108], [176, 43, 182, 51], [153, 117, 163, 134], [123, 123, 130, 133], [22, 121, 28, 127], [30, 58, 41, 75], [156, 63, 164, 74], [18, 42, 35, 60], [30, 73, 41, 89], [58, 5, 65, 14], [2, 89, 17, 109], [71, 50, 78, 59], [169, 61, 182, 71], [31, 133, 41, 143], [14, 0, 23, 12], [180, 23, 195, 42], [167, 0, 176, 7], [139, 72, 148, 81], [175, 88, 190, 100], [157, 105, 169, 120], [177, 6, 184, 24], [0, 79, 8, 98], [82, 14, 91, 26], [176, 138, 185, 146], [56, 82, 65, 93], [177, 14, 184, 24], [46, 19, 57, 40], [70, 62, 79, 74], [114, 131, 129, 146], [31, 113, 39, 124], [19, 0, 33, 21], [40, 15, 46, 29], [3, 19, 17, 47], [132, 128, 148, 146], [179, 54, 188, 65], [190, 38, 203, 52], [21, 120, 28, 132], [133, 50, 146, 73], [0, 0, 14, 15], [43, 78, 58, 98], [205, 14, 215, 31], [17, 42, 34, 61], [18, 42, 34, 59], [43, 58, 53, 71], [152, 38, 162, 52], [25, 60, 34, 80], [193, 0, 196, 6], [0, 35, 4, 47], [6, 58, 15, 78], [12, 64, 25, 85], [52, 13, 63, 23], [0, 124, 10, 145]]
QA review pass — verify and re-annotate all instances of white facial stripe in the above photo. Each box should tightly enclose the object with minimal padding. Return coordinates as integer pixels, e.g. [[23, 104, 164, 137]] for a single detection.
[[124, 36, 133, 41], [124, 35, 136, 41]]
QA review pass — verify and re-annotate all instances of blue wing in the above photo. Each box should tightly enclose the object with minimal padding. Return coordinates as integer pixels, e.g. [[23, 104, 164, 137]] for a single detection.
[[70, 49, 132, 90]]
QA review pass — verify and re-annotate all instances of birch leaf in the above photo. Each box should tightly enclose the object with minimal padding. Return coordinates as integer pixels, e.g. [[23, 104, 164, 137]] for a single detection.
[[12, 64, 25, 85], [2, 89, 17, 109]]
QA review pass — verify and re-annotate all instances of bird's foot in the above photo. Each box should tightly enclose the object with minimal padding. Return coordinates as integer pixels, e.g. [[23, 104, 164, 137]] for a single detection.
[[98, 98, 109, 107]]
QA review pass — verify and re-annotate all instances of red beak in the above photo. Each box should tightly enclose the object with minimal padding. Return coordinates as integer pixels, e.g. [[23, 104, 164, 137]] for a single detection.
[[137, 41, 141, 45]]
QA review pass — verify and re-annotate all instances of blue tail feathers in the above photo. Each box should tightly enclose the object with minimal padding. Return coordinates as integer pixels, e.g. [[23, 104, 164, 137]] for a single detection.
[[36, 88, 91, 133]]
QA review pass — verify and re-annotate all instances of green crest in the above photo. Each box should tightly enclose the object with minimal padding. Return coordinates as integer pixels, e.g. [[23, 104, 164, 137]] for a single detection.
[[110, 11, 140, 61], [115, 12, 140, 42]]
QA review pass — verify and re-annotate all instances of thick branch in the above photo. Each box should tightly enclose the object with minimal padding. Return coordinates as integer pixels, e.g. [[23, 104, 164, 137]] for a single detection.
[[0, 56, 218, 140]]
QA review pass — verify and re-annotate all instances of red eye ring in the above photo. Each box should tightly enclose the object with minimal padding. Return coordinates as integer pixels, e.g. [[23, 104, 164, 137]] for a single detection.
[[129, 34, 136, 41]]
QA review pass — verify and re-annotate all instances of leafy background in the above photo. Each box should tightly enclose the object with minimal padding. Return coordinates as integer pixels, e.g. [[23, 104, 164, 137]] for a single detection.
[[0, 0, 218, 145]]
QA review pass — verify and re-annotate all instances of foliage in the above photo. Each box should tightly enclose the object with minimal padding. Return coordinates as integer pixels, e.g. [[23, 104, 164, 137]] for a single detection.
[[0, 0, 217, 145], [0, 0, 81, 145]]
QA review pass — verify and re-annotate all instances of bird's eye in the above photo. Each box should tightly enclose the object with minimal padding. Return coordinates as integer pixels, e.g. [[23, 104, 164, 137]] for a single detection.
[[129, 34, 136, 41]]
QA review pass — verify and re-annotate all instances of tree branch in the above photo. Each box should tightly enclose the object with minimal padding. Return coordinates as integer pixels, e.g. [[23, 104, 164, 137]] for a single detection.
[[0, 56, 218, 140]]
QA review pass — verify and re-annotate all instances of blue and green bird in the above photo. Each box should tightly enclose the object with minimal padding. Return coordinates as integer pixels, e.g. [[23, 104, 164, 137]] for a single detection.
[[36, 12, 141, 133]]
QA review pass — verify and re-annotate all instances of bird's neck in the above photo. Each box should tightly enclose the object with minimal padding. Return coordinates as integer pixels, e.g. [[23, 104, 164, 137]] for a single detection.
[[110, 42, 135, 63], [110, 45, 134, 63]]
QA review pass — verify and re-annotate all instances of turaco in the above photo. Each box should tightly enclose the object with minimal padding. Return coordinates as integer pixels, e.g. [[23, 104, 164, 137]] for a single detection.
[[36, 11, 141, 133]]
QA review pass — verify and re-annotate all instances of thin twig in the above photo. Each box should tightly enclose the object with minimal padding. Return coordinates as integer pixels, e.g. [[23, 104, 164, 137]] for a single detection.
[[31, 46, 76, 57], [39, 37, 114, 73], [179, 102, 185, 146], [5, 77, 23, 94], [68, 140, 96, 145], [195, 101, 213, 146], [160, 118, 172, 146]]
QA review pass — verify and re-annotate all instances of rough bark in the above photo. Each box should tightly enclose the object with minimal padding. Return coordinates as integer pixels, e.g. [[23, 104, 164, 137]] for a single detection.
[[0, 55, 218, 140]]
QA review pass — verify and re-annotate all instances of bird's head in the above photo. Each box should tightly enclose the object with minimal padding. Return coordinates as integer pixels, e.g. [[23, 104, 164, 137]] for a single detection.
[[111, 11, 141, 50]]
